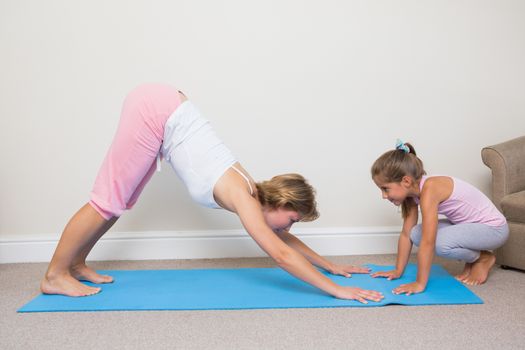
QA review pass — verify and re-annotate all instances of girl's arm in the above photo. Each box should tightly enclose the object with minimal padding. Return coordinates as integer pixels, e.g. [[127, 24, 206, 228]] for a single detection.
[[394, 203, 419, 274], [393, 177, 451, 295], [277, 231, 370, 276], [413, 196, 439, 288], [371, 202, 418, 279]]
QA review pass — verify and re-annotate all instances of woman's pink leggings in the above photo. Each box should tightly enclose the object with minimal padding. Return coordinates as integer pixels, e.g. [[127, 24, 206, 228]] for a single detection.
[[89, 84, 183, 220]]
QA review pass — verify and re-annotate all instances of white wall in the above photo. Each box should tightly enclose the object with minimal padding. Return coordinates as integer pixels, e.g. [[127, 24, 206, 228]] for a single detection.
[[1, 1, 524, 243]]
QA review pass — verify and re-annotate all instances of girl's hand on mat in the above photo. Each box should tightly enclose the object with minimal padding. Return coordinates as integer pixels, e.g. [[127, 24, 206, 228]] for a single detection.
[[370, 270, 401, 280], [335, 287, 384, 304], [329, 264, 370, 278], [392, 281, 425, 296]]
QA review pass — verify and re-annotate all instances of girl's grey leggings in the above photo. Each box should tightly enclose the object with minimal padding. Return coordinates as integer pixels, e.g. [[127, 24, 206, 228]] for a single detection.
[[410, 219, 509, 263]]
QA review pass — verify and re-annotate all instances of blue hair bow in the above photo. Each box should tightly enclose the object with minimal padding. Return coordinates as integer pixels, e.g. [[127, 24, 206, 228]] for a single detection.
[[395, 139, 410, 153]]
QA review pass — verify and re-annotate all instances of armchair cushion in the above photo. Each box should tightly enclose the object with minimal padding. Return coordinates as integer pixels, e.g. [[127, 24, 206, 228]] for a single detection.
[[501, 190, 525, 224]]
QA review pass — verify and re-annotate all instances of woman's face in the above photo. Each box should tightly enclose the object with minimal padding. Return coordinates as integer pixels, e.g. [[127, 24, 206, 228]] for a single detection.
[[262, 207, 301, 234]]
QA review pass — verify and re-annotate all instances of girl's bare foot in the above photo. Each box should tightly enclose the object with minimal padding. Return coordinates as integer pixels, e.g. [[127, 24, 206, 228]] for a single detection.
[[72, 264, 114, 284], [462, 251, 496, 285], [455, 262, 473, 281], [40, 273, 101, 297]]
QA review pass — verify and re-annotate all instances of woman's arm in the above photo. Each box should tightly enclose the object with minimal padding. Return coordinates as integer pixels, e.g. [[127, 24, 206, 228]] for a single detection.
[[214, 171, 382, 302], [234, 192, 383, 302], [277, 231, 370, 276]]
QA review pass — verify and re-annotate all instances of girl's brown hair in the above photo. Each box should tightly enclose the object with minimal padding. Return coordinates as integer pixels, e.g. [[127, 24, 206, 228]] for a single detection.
[[256, 173, 319, 222], [371, 142, 426, 218]]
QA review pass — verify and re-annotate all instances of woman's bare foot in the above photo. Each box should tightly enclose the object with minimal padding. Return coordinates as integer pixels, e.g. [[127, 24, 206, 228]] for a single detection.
[[72, 264, 114, 284], [462, 251, 496, 285], [455, 262, 473, 281], [40, 273, 101, 297]]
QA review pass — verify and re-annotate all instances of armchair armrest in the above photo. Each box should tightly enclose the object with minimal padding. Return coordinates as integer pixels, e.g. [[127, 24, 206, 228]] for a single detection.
[[481, 136, 525, 211]]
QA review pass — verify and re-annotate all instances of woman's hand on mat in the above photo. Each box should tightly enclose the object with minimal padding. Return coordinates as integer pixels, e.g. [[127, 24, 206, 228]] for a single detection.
[[335, 287, 384, 304], [370, 269, 401, 280], [329, 264, 370, 278], [392, 281, 425, 296]]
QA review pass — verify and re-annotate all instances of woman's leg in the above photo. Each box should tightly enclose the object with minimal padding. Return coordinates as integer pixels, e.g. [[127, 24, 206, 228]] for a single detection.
[[71, 216, 118, 284], [41, 84, 183, 297], [70, 158, 158, 285], [41, 204, 111, 296]]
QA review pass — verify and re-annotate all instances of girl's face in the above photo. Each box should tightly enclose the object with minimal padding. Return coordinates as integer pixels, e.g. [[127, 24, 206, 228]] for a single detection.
[[373, 176, 413, 206], [262, 207, 301, 234]]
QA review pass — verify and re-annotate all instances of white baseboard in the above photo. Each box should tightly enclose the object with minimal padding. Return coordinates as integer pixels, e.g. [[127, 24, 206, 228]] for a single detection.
[[0, 227, 401, 264]]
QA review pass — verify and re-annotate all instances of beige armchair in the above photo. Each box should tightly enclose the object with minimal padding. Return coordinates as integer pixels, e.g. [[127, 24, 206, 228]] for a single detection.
[[481, 136, 525, 271]]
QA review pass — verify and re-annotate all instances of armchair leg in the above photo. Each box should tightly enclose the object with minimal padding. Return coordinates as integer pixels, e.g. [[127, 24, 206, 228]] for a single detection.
[[499, 265, 525, 273]]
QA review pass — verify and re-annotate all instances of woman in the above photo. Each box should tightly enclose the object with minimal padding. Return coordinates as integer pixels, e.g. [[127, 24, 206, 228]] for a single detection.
[[41, 83, 383, 304]]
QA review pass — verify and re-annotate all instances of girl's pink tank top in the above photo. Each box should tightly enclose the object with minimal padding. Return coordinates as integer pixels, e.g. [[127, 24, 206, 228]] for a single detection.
[[414, 176, 506, 227]]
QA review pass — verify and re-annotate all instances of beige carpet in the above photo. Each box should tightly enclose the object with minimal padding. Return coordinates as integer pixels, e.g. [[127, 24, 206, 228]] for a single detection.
[[2, 254, 524, 350]]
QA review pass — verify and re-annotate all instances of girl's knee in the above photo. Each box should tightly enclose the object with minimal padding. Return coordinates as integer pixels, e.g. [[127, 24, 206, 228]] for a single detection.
[[434, 244, 451, 258], [410, 225, 422, 246], [434, 241, 462, 259]]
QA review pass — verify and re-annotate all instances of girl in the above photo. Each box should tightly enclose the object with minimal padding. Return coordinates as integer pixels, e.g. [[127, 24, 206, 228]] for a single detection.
[[370, 140, 508, 295], [41, 83, 384, 304]]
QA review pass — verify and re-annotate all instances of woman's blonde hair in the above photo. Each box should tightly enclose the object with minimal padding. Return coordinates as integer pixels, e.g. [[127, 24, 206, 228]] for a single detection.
[[371, 142, 426, 218], [256, 173, 319, 222]]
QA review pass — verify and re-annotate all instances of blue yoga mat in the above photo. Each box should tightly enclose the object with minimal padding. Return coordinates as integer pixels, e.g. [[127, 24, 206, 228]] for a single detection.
[[18, 264, 482, 312]]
